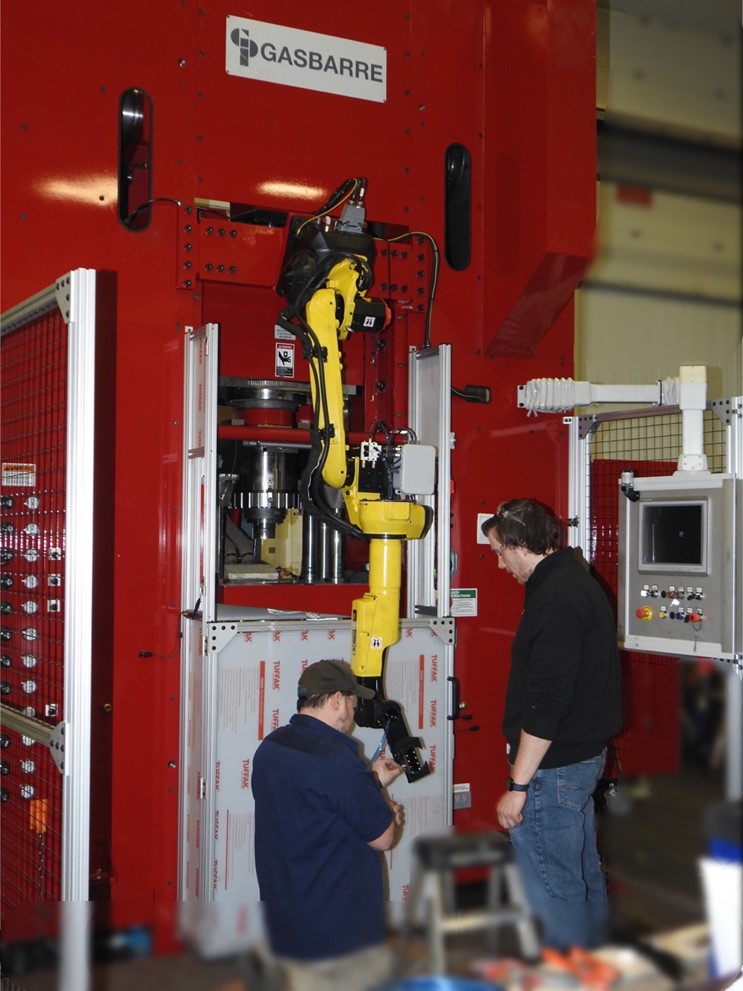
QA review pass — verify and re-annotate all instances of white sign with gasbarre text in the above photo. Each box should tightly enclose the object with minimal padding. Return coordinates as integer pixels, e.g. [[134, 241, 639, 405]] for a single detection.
[[226, 17, 387, 103]]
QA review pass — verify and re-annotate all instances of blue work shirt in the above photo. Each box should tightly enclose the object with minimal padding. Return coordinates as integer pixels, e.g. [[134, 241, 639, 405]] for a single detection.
[[252, 712, 394, 960]]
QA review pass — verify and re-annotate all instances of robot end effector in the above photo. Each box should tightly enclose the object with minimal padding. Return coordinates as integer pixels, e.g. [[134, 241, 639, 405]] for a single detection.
[[359, 687, 431, 783]]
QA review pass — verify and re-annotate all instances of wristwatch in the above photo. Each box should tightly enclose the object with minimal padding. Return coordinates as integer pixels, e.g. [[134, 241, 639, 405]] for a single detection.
[[507, 776, 529, 793]]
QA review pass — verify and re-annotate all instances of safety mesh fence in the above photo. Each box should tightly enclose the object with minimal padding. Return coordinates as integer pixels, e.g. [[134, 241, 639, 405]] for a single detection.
[[1, 304, 67, 922], [583, 408, 729, 779]]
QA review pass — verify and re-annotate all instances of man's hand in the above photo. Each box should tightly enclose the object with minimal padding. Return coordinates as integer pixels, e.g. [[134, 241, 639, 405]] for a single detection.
[[389, 800, 405, 828], [497, 789, 527, 830], [497, 730, 550, 830], [372, 755, 404, 788]]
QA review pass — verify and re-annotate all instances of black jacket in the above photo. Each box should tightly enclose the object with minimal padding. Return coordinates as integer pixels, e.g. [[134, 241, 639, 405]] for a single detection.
[[503, 547, 622, 768]]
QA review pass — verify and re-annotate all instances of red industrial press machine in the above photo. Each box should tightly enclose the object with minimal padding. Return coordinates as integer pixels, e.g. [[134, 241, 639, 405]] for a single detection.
[[0, 0, 595, 956]]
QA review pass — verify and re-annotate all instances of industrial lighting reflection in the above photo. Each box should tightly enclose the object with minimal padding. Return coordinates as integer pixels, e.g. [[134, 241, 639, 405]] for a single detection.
[[37, 177, 118, 205], [257, 180, 326, 200]]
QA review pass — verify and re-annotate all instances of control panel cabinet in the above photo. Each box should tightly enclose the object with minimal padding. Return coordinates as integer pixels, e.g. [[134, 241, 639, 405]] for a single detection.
[[618, 473, 741, 660]]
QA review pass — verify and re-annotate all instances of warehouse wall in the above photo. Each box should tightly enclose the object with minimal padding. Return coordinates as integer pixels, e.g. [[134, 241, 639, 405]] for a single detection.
[[579, 0, 742, 399]]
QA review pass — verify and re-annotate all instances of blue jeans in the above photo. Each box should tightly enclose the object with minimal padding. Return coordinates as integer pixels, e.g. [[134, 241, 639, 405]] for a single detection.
[[508, 751, 609, 951]]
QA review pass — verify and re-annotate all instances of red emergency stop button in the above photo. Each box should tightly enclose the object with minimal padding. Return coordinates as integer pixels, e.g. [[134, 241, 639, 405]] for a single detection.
[[687, 612, 702, 623], [636, 606, 653, 621]]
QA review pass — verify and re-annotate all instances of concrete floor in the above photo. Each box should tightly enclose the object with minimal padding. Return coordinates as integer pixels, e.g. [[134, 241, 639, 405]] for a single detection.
[[1, 954, 243, 991], [601, 764, 725, 940]]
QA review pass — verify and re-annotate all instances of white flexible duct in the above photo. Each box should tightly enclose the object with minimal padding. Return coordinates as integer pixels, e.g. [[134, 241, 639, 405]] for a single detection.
[[517, 376, 680, 413], [517, 367, 709, 473]]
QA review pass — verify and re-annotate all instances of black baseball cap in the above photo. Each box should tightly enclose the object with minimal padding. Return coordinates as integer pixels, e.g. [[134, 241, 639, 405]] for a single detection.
[[297, 659, 376, 700]]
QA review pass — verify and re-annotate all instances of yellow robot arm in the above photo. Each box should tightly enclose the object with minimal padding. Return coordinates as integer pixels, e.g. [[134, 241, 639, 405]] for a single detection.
[[277, 188, 432, 780], [302, 258, 432, 679], [302, 258, 364, 490], [351, 503, 430, 679]]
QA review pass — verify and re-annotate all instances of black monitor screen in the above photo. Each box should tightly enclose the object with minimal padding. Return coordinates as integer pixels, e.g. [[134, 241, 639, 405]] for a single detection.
[[641, 502, 704, 567]]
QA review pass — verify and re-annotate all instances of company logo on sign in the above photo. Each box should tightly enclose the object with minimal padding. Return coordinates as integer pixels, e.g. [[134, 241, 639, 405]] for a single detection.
[[226, 17, 386, 103]]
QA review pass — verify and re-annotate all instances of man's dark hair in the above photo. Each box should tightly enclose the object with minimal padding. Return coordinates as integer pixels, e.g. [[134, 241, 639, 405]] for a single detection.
[[297, 690, 356, 713], [480, 499, 560, 555]]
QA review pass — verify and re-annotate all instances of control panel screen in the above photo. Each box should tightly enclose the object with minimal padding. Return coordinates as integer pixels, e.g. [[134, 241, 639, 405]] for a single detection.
[[640, 501, 706, 572]]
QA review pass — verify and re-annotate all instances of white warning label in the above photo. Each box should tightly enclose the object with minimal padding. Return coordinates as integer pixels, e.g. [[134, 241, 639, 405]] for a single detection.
[[275, 342, 295, 378]]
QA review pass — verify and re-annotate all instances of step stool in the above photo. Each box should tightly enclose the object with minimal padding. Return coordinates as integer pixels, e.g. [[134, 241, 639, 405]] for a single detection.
[[399, 830, 540, 974]]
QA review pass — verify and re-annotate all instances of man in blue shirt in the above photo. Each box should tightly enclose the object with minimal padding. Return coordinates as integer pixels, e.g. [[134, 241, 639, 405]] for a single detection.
[[252, 659, 404, 991]]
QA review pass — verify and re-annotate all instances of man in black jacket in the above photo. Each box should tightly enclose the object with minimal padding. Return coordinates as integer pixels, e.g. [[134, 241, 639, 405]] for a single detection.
[[481, 499, 622, 951]]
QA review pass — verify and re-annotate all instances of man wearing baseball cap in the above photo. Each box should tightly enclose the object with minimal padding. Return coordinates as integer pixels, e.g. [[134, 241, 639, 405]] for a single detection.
[[252, 659, 404, 991]]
